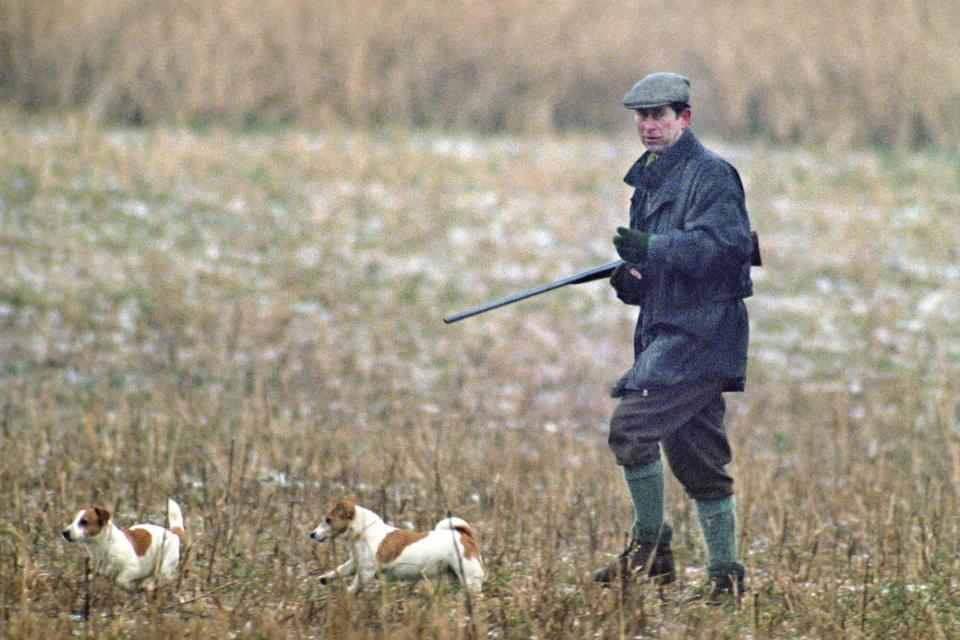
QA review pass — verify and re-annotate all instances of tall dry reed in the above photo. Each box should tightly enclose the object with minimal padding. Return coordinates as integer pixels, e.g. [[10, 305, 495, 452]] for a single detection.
[[1, 0, 959, 148]]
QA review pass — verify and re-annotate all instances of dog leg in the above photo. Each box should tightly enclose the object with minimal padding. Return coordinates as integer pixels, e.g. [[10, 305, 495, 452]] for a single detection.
[[320, 556, 356, 585], [346, 573, 362, 594], [459, 559, 485, 594], [348, 566, 376, 594], [159, 562, 177, 585], [115, 571, 141, 592]]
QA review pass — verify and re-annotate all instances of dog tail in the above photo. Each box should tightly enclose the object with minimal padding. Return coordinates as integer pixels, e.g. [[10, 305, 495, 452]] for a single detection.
[[435, 517, 482, 564], [167, 499, 186, 543], [434, 516, 471, 533]]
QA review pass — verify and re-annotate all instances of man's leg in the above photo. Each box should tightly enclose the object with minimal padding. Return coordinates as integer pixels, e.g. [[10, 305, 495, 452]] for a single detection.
[[662, 393, 745, 593], [597, 384, 722, 585], [623, 458, 666, 544], [695, 494, 744, 589], [622, 458, 675, 582], [594, 457, 675, 584]]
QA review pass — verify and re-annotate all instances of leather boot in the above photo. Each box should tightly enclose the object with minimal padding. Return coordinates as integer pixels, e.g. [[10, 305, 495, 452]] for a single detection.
[[592, 538, 675, 586]]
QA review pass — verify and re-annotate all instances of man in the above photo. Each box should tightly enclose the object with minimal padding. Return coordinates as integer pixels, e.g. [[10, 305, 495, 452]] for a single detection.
[[593, 72, 754, 599]]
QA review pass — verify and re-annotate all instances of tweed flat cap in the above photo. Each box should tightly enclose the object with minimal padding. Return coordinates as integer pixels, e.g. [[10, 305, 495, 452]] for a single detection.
[[622, 72, 690, 109]]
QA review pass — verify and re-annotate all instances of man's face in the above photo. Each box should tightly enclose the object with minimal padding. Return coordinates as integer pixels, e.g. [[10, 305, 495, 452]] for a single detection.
[[634, 105, 691, 153]]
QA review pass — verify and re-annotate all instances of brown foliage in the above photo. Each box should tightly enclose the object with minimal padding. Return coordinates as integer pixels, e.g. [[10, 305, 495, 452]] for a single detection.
[[2, 0, 960, 147], [0, 0, 960, 147]]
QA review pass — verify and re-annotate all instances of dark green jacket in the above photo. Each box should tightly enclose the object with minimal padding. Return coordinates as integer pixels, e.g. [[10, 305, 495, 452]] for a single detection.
[[617, 129, 753, 393]]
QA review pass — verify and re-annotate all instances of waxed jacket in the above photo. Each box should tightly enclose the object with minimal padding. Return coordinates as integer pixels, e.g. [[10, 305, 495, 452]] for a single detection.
[[616, 129, 753, 393]]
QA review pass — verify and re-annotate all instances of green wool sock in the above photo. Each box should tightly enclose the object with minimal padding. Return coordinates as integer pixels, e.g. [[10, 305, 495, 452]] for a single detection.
[[696, 495, 742, 576], [623, 459, 671, 545]]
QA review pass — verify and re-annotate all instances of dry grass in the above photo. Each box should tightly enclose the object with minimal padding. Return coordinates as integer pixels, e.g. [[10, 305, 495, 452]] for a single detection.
[[2, 0, 960, 148], [1, 113, 960, 638]]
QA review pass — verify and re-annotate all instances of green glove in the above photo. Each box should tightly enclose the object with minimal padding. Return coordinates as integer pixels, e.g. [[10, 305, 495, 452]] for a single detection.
[[609, 262, 643, 305], [613, 227, 651, 264]]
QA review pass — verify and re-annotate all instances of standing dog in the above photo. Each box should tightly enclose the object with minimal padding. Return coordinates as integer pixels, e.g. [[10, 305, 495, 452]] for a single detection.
[[62, 499, 186, 591], [309, 497, 484, 593]]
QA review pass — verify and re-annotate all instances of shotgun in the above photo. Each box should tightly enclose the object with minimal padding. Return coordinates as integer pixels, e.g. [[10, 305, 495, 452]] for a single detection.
[[442, 231, 761, 324], [442, 259, 622, 324]]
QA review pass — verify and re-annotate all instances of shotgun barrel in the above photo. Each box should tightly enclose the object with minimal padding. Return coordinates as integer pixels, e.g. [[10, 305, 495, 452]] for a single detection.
[[442, 260, 622, 324]]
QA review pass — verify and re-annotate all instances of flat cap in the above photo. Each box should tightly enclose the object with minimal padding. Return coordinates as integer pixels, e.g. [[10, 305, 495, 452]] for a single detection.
[[622, 72, 690, 109]]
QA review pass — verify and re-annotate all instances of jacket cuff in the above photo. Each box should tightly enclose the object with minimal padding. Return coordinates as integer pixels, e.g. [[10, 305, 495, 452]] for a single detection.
[[645, 233, 668, 269]]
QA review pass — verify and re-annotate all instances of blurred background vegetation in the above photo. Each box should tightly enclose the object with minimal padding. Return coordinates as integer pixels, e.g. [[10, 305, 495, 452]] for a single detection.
[[1, 0, 959, 149]]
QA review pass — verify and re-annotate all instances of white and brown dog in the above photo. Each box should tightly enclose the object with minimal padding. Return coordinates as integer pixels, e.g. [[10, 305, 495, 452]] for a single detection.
[[62, 498, 186, 591], [309, 497, 484, 594]]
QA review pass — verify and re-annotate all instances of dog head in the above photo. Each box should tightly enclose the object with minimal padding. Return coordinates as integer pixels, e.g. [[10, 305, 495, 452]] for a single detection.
[[309, 497, 357, 543], [62, 507, 112, 542]]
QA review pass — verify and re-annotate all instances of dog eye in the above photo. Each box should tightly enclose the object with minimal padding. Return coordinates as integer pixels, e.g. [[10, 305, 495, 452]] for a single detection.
[[79, 518, 88, 526], [324, 516, 332, 524]]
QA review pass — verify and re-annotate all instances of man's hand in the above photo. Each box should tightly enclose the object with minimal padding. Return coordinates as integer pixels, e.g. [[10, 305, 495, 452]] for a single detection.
[[609, 262, 644, 305], [612, 227, 650, 264]]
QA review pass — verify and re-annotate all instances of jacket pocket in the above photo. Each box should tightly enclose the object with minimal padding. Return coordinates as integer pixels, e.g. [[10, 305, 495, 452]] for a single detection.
[[642, 185, 678, 221]]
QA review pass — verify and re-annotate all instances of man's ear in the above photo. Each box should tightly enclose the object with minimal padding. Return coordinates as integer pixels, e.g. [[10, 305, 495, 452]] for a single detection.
[[680, 107, 693, 127]]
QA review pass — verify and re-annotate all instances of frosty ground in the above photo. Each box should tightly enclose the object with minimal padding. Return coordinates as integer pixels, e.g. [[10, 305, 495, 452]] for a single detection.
[[1, 120, 959, 638]]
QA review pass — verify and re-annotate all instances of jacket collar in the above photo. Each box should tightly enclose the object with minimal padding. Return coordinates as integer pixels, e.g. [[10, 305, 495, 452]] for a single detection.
[[624, 128, 701, 190]]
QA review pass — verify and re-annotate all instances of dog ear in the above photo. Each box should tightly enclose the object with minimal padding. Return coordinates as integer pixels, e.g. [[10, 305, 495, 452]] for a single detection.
[[333, 496, 357, 519], [94, 507, 111, 525]]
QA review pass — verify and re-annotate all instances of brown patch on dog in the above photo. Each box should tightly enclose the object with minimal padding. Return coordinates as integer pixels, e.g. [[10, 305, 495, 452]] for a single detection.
[[323, 497, 358, 536], [454, 524, 481, 561], [376, 529, 429, 565], [122, 527, 153, 556], [94, 507, 111, 527], [79, 507, 109, 536]]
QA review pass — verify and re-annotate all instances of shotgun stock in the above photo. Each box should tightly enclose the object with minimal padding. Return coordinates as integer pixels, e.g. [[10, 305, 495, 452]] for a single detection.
[[442, 231, 760, 324]]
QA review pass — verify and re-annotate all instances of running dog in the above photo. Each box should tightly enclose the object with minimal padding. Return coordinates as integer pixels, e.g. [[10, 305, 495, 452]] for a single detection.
[[309, 497, 484, 593], [62, 499, 185, 591]]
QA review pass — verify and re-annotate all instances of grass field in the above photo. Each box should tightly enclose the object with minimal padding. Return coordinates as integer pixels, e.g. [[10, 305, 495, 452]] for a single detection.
[[1, 113, 960, 638]]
